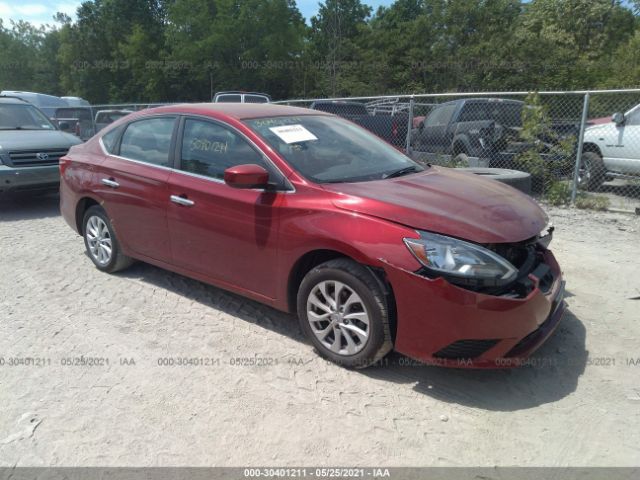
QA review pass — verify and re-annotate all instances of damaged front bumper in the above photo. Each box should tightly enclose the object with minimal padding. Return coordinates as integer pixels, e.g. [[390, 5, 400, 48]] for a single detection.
[[382, 249, 566, 368]]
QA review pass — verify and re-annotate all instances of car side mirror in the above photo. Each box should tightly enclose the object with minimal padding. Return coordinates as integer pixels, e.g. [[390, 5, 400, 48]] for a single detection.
[[58, 121, 71, 131], [224, 164, 269, 189], [612, 112, 625, 125]]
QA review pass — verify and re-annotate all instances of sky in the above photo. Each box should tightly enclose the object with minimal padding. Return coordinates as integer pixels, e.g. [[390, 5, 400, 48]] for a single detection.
[[0, 0, 396, 27]]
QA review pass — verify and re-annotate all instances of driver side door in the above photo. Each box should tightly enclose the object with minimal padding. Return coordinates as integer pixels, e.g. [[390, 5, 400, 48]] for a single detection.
[[166, 116, 289, 300]]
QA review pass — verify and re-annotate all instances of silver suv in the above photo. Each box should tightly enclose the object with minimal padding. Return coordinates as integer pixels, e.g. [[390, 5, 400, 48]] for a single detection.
[[0, 96, 81, 193]]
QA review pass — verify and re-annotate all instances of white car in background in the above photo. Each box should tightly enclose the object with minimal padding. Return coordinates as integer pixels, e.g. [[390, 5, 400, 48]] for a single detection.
[[581, 104, 640, 189]]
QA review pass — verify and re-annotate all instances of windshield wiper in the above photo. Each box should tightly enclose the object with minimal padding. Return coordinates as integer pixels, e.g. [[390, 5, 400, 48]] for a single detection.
[[383, 165, 423, 179], [0, 126, 43, 131]]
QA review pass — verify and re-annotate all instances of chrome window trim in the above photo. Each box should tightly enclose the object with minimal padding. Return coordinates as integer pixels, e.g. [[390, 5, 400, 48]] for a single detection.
[[97, 113, 295, 193]]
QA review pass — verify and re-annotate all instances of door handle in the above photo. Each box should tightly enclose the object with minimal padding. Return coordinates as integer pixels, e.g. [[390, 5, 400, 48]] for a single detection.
[[170, 195, 195, 207], [101, 178, 120, 188]]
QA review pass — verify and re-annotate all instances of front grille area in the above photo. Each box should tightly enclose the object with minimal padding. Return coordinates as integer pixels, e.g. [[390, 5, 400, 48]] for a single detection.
[[488, 237, 537, 270], [434, 339, 499, 360], [8, 149, 68, 167]]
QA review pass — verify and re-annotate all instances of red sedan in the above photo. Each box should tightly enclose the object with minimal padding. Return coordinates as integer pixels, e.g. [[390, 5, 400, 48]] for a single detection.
[[60, 103, 565, 369]]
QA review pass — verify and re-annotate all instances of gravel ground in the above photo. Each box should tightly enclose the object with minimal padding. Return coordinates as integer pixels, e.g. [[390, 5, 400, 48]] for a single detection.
[[0, 193, 639, 467]]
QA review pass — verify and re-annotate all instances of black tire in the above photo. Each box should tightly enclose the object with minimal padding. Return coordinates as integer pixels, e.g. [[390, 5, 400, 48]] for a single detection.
[[457, 167, 532, 195], [82, 205, 133, 273], [578, 151, 606, 191], [297, 259, 393, 369]]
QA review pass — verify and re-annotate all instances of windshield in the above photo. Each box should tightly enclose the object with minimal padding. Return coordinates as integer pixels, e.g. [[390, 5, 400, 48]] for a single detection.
[[0, 104, 56, 130], [246, 115, 423, 183]]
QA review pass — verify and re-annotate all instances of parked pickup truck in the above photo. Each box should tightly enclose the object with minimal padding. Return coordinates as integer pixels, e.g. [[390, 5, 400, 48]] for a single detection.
[[94, 109, 133, 133], [52, 107, 95, 141], [580, 104, 640, 190], [310, 100, 409, 148], [411, 98, 577, 168]]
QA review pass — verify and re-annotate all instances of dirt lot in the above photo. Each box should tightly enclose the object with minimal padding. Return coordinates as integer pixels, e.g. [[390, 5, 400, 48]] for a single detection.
[[0, 193, 639, 467]]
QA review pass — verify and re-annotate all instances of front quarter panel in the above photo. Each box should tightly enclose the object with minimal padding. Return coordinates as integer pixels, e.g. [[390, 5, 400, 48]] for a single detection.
[[274, 188, 422, 310]]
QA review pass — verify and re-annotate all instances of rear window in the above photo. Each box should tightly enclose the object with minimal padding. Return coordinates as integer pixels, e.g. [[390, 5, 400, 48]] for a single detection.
[[216, 95, 242, 103], [459, 102, 523, 126], [55, 108, 92, 120], [244, 95, 270, 104]]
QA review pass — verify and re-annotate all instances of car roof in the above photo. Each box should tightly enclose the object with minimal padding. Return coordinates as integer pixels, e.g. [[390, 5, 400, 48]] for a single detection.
[[0, 95, 30, 104], [136, 103, 328, 121], [215, 91, 271, 97]]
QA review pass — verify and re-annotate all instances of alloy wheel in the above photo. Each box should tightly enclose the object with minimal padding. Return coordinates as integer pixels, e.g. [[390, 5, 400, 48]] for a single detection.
[[306, 280, 370, 356], [85, 215, 113, 266]]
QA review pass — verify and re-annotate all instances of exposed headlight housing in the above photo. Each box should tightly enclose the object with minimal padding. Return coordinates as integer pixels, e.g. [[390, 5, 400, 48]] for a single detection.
[[404, 231, 518, 287], [537, 221, 554, 249]]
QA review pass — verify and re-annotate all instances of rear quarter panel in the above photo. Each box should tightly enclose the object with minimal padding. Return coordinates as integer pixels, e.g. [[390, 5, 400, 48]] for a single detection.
[[59, 142, 105, 234]]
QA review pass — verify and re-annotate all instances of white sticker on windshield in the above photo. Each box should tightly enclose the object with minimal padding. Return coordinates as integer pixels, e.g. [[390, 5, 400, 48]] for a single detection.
[[269, 124, 317, 144]]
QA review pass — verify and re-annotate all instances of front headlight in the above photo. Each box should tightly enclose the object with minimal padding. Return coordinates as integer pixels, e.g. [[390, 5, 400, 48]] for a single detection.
[[404, 231, 518, 287]]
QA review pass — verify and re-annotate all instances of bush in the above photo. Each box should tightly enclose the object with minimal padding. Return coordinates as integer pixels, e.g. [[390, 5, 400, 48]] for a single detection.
[[575, 194, 610, 211], [514, 92, 576, 194], [545, 181, 572, 206]]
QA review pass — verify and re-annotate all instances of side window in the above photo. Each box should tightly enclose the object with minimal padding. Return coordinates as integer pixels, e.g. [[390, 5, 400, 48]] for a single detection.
[[424, 104, 456, 127], [625, 107, 640, 126], [101, 126, 122, 154], [180, 119, 268, 181], [119, 117, 175, 167], [458, 103, 486, 122], [437, 104, 456, 125]]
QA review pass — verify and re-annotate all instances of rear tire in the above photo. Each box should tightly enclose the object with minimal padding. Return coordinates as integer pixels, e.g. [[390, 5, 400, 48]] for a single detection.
[[578, 151, 606, 191], [297, 259, 393, 369], [82, 206, 133, 273]]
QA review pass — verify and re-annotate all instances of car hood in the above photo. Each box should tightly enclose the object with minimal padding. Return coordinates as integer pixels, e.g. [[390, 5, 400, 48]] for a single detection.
[[323, 167, 548, 244], [0, 130, 81, 153]]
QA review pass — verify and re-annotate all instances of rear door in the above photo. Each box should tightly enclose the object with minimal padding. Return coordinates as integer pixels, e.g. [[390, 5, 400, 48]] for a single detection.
[[167, 116, 287, 299], [94, 116, 177, 261]]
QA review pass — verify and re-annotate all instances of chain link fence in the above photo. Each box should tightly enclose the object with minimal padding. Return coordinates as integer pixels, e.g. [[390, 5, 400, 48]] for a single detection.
[[277, 90, 640, 212], [55, 91, 640, 212]]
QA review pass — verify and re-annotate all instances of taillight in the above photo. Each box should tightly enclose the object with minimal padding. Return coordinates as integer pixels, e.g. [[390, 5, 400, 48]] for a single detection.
[[59, 156, 69, 174]]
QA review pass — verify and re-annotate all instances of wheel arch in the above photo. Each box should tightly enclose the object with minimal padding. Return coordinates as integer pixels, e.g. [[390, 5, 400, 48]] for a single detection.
[[582, 142, 602, 157], [287, 249, 394, 317], [451, 135, 470, 155], [75, 196, 102, 234]]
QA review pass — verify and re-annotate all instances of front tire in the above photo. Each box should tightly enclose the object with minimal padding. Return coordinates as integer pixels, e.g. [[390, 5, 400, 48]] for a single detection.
[[297, 259, 393, 369], [83, 206, 133, 273], [578, 151, 606, 191]]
